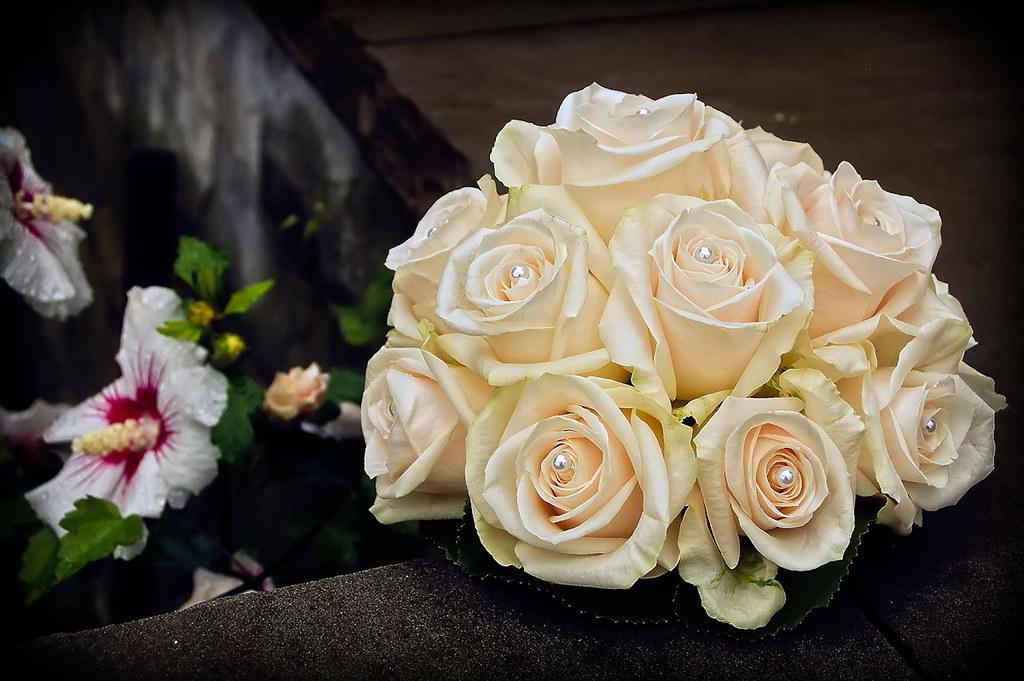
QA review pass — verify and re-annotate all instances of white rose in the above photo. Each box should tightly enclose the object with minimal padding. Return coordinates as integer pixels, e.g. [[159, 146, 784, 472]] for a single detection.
[[691, 369, 862, 572], [836, 286, 1005, 533], [386, 176, 505, 344], [766, 161, 941, 340], [795, 275, 974, 381], [435, 207, 621, 386], [362, 346, 492, 523], [491, 83, 787, 239], [745, 126, 824, 174], [600, 195, 812, 405], [466, 374, 696, 589]]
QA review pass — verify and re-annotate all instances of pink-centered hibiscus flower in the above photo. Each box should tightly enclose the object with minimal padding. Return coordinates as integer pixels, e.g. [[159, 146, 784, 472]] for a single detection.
[[26, 287, 228, 552], [1, 127, 93, 319]]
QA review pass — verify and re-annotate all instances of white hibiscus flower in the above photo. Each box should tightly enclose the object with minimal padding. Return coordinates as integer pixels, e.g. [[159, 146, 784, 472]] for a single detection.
[[26, 286, 228, 556], [1, 127, 93, 319]]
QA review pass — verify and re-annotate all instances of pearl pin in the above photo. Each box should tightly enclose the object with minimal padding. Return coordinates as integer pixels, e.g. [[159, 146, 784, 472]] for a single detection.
[[774, 466, 795, 487], [552, 452, 572, 472], [509, 264, 530, 281], [695, 244, 715, 263], [924, 417, 937, 435]]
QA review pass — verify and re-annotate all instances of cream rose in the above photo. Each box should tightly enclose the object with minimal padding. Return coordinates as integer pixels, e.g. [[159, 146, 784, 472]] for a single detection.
[[434, 207, 619, 386], [263, 363, 329, 421], [467, 374, 696, 588], [362, 346, 491, 523], [386, 176, 505, 345], [745, 126, 823, 174], [837, 286, 1004, 534], [600, 195, 812, 405], [766, 161, 941, 340], [491, 84, 823, 239], [691, 369, 862, 572]]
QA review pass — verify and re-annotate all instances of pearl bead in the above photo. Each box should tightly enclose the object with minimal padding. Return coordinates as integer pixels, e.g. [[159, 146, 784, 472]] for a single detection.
[[871, 216, 882, 228], [552, 452, 571, 472], [924, 417, 937, 434], [774, 466, 795, 487], [509, 264, 530, 281], [695, 244, 715, 263]]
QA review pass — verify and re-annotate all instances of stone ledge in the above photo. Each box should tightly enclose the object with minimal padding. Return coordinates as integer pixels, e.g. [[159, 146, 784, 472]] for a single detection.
[[16, 557, 919, 680]]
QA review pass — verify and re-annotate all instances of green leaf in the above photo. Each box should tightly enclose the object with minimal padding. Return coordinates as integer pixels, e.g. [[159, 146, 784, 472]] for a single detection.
[[227, 371, 264, 413], [422, 505, 678, 623], [331, 267, 394, 346], [211, 372, 263, 466], [426, 500, 881, 630], [55, 497, 146, 581], [766, 499, 880, 631], [280, 214, 299, 230], [0, 495, 37, 539], [326, 368, 364, 405], [674, 498, 882, 637], [153, 519, 218, 570], [158, 319, 205, 343], [174, 236, 230, 302], [302, 218, 319, 239], [313, 517, 359, 568], [223, 279, 275, 316], [20, 527, 59, 604]]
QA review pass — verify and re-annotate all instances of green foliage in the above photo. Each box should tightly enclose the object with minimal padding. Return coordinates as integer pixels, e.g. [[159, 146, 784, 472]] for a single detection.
[[55, 497, 146, 581], [421, 506, 678, 623], [289, 505, 360, 569], [152, 517, 218, 571], [20, 497, 146, 603], [0, 495, 37, 539], [211, 371, 263, 467], [427, 500, 881, 631], [173, 236, 230, 302], [158, 318, 206, 343], [765, 499, 880, 631], [302, 218, 320, 239], [20, 527, 59, 604], [331, 267, 394, 346], [674, 499, 882, 637], [326, 368, 365, 405], [223, 279, 275, 316]]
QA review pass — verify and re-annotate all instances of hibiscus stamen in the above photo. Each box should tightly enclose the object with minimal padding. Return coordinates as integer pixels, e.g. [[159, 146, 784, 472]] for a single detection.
[[14, 189, 93, 224], [71, 416, 161, 456]]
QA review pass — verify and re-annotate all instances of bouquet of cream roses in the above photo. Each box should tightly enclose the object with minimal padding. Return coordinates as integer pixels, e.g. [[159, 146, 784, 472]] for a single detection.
[[360, 83, 1004, 631]]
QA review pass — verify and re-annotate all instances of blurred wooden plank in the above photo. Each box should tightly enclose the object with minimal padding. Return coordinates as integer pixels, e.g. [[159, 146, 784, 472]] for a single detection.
[[249, 1, 473, 218], [330, 0, 781, 44]]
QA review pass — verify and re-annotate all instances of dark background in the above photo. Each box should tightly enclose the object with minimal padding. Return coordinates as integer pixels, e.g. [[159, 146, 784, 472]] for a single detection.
[[3, 0, 1023, 677]]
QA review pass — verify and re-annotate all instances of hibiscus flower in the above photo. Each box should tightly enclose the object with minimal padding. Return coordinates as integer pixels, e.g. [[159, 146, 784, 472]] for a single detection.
[[178, 551, 274, 610], [1, 127, 93, 319], [26, 287, 228, 555], [0, 400, 70, 447]]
